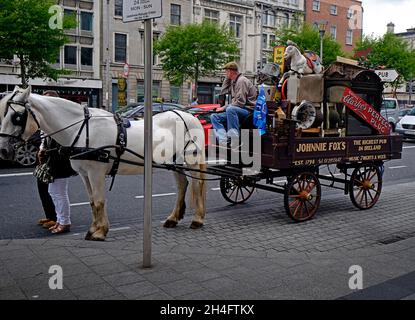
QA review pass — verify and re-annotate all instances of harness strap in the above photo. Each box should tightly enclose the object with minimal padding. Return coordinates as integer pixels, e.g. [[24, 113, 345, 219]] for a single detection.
[[108, 113, 128, 191], [70, 106, 91, 149], [170, 110, 198, 160]]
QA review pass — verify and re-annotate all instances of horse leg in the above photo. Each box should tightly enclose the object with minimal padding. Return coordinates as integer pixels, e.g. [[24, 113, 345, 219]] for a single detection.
[[79, 174, 97, 240], [189, 163, 207, 229], [163, 171, 188, 228], [85, 170, 109, 241]]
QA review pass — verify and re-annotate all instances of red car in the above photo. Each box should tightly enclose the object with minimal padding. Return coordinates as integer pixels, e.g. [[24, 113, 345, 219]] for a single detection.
[[187, 104, 220, 146]]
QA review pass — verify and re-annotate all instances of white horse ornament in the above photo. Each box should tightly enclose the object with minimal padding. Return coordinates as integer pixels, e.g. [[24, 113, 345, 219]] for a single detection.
[[0, 87, 207, 241], [279, 40, 323, 86]]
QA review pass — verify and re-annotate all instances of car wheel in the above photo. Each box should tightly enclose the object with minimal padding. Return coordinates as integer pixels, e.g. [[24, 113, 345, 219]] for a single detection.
[[14, 144, 38, 167]]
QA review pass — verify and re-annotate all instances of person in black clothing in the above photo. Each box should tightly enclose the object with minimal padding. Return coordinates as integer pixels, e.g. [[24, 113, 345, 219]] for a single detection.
[[36, 90, 59, 229]]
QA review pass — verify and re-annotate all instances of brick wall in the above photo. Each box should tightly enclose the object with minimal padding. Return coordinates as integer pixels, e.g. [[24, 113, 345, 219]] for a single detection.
[[305, 0, 362, 54]]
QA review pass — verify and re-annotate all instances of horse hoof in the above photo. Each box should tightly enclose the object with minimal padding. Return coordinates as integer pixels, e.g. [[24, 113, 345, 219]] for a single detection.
[[163, 220, 178, 228], [190, 221, 203, 229], [90, 236, 105, 241], [84, 231, 93, 240]]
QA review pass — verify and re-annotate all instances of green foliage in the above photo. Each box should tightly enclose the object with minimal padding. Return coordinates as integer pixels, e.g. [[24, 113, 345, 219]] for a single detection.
[[154, 20, 240, 86], [0, 0, 77, 86], [273, 23, 344, 66], [355, 33, 415, 81]]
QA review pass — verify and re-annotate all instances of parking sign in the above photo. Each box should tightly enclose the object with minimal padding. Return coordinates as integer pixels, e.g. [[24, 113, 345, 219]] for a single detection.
[[123, 0, 162, 22]]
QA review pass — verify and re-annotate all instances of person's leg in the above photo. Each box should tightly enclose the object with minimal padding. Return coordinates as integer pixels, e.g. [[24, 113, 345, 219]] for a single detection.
[[48, 178, 71, 227], [210, 112, 228, 144], [226, 105, 250, 139], [37, 179, 57, 222]]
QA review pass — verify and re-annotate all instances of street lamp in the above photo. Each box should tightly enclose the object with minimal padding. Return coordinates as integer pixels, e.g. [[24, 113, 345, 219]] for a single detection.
[[317, 20, 328, 63]]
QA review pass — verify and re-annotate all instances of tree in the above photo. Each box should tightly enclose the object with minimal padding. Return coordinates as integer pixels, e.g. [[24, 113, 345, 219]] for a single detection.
[[0, 0, 76, 87], [273, 23, 344, 66], [154, 21, 240, 97], [354, 33, 415, 95]]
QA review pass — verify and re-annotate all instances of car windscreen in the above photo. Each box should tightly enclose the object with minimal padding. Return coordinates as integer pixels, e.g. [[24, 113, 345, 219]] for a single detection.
[[381, 100, 397, 109], [409, 108, 415, 116]]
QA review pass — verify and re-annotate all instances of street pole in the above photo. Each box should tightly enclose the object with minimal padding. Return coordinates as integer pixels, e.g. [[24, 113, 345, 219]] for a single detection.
[[105, 0, 110, 111], [259, 3, 264, 70], [319, 31, 324, 63], [143, 19, 153, 268]]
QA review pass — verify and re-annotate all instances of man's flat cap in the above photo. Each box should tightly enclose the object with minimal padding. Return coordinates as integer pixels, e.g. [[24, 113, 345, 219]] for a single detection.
[[223, 61, 239, 71]]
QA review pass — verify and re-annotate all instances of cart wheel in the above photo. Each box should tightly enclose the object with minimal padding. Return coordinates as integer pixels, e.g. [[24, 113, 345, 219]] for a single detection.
[[349, 164, 382, 210], [220, 177, 255, 204], [284, 172, 321, 222]]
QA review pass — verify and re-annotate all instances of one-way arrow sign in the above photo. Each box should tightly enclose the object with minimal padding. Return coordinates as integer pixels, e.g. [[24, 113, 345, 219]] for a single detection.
[[375, 69, 399, 82]]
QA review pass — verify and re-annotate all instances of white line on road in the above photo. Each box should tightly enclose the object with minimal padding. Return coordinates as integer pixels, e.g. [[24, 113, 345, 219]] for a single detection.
[[403, 146, 415, 149], [0, 172, 33, 178], [110, 226, 131, 232], [211, 187, 220, 191], [70, 202, 90, 207], [388, 165, 407, 169], [134, 192, 176, 199]]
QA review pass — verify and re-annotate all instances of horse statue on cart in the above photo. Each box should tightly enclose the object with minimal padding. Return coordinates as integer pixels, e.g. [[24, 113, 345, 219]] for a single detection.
[[0, 86, 207, 241], [279, 40, 323, 86]]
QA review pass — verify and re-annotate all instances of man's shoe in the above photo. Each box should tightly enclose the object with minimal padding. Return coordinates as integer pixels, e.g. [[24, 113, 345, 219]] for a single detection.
[[37, 218, 51, 226], [43, 220, 57, 229]]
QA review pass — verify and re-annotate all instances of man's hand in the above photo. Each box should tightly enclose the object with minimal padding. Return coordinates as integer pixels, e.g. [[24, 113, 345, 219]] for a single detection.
[[215, 106, 227, 113]]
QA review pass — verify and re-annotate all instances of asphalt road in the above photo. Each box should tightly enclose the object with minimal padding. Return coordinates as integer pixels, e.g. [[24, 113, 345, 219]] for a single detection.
[[1, 140, 415, 239]]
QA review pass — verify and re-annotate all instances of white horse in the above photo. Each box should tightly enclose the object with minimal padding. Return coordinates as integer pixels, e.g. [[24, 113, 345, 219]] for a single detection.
[[0, 87, 207, 241], [279, 41, 323, 86]]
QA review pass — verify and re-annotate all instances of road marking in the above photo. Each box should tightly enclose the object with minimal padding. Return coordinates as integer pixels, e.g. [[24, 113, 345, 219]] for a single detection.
[[322, 173, 342, 177], [70, 202, 90, 207], [0, 172, 33, 178], [135, 192, 176, 199], [403, 146, 415, 149], [211, 187, 220, 191], [388, 165, 407, 169], [110, 226, 131, 231]]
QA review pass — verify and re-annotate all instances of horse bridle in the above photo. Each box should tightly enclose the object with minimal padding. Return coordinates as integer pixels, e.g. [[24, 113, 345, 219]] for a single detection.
[[1, 91, 40, 142]]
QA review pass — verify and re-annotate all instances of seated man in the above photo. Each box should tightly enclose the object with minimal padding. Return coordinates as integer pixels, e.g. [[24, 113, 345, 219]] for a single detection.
[[210, 61, 257, 148]]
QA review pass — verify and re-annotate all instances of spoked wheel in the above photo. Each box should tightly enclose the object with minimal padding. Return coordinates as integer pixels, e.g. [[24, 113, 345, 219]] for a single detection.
[[349, 164, 382, 210], [284, 172, 321, 222], [220, 176, 255, 204]]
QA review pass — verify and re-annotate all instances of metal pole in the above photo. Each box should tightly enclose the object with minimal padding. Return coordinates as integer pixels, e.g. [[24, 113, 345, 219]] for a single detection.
[[105, 0, 110, 111], [143, 19, 153, 268], [259, 3, 264, 70], [409, 79, 413, 106], [319, 31, 324, 63]]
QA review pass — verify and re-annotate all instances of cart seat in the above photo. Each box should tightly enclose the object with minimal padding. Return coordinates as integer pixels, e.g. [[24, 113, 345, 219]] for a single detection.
[[241, 113, 255, 130]]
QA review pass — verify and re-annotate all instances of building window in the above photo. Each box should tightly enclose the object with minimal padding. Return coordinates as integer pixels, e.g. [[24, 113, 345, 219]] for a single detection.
[[347, 8, 354, 19], [81, 47, 93, 66], [80, 12, 93, 31], [281, 13, 289, 27], [312, 0, 320, 11], [262, 34, 267, 49], [171, 4, 181, 25], [330, 5, 337, 15], [346, 29, 353, 45], [229, 14, 242, 38], [115, 0, 123, 17], [330, 25, 337, 40], [204, 9, 219, 23], [137, 81, 161, 102], [269, 34, 276, 47], [263, 11, 276, 27], [170, 86, 180, 103], [64, 46, 77, 65], [114, 33, 127, 63], [291, 0, 299, 5]]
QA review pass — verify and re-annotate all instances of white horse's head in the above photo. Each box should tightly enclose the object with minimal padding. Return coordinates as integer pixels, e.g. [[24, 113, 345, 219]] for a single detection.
[[283, 41, 302, 60], [0, 86, 38, 161]]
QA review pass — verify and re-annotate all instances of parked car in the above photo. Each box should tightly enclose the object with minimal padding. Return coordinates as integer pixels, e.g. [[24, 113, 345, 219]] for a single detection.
[[187, 104, 220, 146], [118, 102, 187, 119], [381, 98, 400, 131], [398, 108, 412, 121], [395, 107, 415, 139]]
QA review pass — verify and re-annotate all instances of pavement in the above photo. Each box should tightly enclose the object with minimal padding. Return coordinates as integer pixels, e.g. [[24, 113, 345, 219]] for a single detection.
[[1, 180, 415, 301]]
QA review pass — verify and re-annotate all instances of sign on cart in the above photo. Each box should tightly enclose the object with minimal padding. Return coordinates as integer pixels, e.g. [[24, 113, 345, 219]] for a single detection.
[[123, 0, 162, 22]]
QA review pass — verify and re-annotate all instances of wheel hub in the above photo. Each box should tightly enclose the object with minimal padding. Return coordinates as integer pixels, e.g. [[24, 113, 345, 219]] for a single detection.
[[298, 191, 312, 201], [362, 180, 373, 190]]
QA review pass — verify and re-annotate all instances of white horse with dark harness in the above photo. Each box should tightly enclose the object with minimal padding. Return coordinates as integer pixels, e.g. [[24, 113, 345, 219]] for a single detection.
[[0, 86, 207, 241]]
